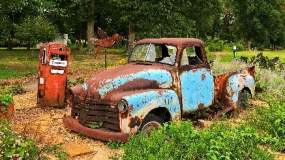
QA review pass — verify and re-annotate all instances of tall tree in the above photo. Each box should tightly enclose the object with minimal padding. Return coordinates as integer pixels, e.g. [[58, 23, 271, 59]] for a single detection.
[[232, 0, 285, 49]]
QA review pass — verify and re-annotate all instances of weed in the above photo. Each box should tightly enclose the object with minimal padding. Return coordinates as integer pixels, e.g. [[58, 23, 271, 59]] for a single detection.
[[107, 141, 123, 149], [0, 88, 13, 112], [0, 120, 67, 160], [123, 122, 272, 160], [0, 120, 40, 160], [41, 144, 67, 160]]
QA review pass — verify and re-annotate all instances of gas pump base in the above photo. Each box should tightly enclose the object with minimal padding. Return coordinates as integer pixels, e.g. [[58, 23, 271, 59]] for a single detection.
[[63, 116, 129, 142]]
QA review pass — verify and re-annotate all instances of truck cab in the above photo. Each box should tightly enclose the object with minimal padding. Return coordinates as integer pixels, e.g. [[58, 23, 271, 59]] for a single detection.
[[63, 38, 255, 142]]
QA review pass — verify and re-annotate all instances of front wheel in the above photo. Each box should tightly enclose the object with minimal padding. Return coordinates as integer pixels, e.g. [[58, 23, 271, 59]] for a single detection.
[[140, 114, 163, 135]]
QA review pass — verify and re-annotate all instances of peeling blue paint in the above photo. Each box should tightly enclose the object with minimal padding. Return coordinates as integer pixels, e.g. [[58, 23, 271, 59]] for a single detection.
[[123, 90, 180, 119], [98, 70, 173, 97], [180, 68, 214, 111], [227, 74, 255, 103]]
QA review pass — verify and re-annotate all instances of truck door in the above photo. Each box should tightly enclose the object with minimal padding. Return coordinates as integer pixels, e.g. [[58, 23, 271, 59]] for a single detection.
[[179, 46, 214, 112]]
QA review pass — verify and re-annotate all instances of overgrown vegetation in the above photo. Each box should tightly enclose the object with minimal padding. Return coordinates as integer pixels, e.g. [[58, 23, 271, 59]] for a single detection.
[[122, 58, 285, 159], [0, 88, 13, 112], [123, 122, 273, 160], [247, 63, 285, 152], [0, 120, 67, 160]]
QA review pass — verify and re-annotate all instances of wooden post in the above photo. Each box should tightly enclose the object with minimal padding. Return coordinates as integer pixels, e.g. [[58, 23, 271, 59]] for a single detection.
[[104, 49, 107, 68]]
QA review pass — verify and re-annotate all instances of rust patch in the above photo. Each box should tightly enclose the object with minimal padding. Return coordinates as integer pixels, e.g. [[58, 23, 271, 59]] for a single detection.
[[63, 116, 129, 142], [128, 116, 142, 128]]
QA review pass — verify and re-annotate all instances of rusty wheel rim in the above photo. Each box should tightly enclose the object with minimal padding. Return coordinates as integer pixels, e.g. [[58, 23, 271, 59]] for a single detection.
[[141, 121, 161, 135]]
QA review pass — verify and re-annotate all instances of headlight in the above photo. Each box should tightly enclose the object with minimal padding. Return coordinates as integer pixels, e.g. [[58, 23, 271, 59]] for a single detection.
[[117, 100, 128, 113]]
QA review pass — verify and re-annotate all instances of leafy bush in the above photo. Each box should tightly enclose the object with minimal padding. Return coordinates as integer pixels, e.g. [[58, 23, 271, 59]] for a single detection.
[[0, 120, 40, 159], [8, 84, 26, 95], [0, 88, 13, 112], [123, 122, 272, 160], [206, 38, 226, 52], [255, 67, 285, 100], [15, 16, 57, 49], [239, 53, 284, 71], [67, 77, 85, 88]]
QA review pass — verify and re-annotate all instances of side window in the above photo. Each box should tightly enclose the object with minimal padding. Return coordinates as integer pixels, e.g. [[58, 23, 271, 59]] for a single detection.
[[181, 46, 204, 66], [41, 48, 47, 64]]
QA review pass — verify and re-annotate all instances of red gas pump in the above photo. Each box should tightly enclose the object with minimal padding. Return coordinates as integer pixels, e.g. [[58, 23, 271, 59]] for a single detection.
[[37, 42, 70, 108]]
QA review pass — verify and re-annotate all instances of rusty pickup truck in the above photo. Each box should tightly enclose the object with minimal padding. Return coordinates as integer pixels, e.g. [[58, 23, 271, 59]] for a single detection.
[[63, 38, 255, 142]]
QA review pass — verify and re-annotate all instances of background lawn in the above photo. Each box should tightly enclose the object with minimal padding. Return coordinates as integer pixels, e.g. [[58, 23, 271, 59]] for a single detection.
[[211, 50, 285, 63], [0, 48, 126, 80], [0, 49, 38, 79]]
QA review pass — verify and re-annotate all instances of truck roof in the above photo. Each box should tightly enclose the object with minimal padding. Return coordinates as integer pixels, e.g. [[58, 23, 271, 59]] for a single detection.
[[136, 38, 204, 48]]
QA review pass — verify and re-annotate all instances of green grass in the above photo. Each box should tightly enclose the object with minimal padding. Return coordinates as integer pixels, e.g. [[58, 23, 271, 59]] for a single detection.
[[0, 48, 126, 80], [0, 49, 38, 79], [211, 50, 285, 63]]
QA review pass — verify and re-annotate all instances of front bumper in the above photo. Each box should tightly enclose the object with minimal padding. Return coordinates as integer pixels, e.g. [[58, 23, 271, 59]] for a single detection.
[[63, 116, 129, 142]]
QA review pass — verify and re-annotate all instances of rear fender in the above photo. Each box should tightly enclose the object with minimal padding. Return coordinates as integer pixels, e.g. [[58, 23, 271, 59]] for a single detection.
[[226, 73, 255, 106]]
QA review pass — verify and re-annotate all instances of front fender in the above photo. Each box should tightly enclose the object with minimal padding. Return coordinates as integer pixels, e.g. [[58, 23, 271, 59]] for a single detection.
[[120, 89, 180, 133], [123, 89, 180, 119]]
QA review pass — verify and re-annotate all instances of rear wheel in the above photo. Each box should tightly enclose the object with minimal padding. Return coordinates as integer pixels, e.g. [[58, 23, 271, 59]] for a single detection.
[[231, 89, 251, 117], [237, 89, 251, 109], [140, 114, 163, 135]]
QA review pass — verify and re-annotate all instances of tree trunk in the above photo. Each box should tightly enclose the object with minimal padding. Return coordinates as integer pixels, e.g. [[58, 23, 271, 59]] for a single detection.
[[87, 19, 95, 43], [128, 23, 136, 54], [87, 0, 95, 48], [247, 40, 252, 51]]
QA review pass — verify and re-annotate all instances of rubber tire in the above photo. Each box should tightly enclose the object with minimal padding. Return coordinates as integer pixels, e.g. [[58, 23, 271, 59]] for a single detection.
[[237, 89, 251, 109], [231, 89, 251, 118], [140, 113, 164, 135]]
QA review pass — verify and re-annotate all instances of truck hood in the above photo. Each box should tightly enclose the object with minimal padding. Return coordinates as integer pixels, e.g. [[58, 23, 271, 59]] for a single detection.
[[71, 63, 174, 103]]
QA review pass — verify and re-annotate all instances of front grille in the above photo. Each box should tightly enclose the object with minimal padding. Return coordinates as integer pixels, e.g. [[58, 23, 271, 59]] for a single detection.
[[72, 103, 120, 131]]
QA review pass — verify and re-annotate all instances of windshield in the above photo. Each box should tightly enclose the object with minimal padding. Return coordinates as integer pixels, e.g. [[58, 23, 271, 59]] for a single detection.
[[129, 43, 177, 65]]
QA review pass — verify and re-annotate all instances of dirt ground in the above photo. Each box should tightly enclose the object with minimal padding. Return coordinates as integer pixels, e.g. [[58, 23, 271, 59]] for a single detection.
[[8, 53, 126, 160], [11, 78, 122, 160]]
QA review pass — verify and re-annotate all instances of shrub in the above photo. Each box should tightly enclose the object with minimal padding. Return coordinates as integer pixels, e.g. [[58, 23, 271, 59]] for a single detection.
[[15, 16, 57, 49], [255, 67, 285, 100], [0, 93, 12, 107], [206, 38, 226, 52], [123, 122, 272, 160], [0, 120, 40, 159], [0, 88, 13, 112]]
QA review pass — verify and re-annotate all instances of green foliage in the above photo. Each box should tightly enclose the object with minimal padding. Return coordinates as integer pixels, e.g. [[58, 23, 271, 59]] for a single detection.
[[248, 100, 285, 152], [0, 89, 13, 108], [7, 84, 26, 95], [67, 77, 85, 88], [0, 120, 40, 159], [15, 16, 57, 49], [41, 144, 68, 160], [206, 38, 226, 52], [0, 120, 67, 160], [0, 49, 38, 79], [232, 0, 285, 48], [0, 84, 25, 111], [239, 53, 284, 71], [123, 122, 272, 160]]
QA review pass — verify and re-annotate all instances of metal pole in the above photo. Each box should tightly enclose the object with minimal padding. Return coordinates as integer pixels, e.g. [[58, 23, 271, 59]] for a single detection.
[[104, 49, 107, 68]]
